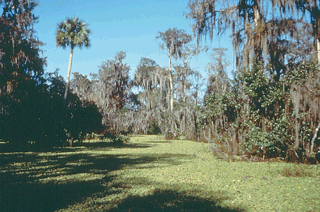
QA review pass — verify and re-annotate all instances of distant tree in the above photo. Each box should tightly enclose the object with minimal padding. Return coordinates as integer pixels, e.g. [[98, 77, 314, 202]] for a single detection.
[[157, 28, 192, 111], [132, 58, 165, 134], [134, 57, 159, 111], [55, 17, 91, 103], [70, 72, 92, 102], [205, 48, 230, 97], [178, 44, 207, 102], [134, 58, 158, 91], [173, 44, 205, 139], [92, 52, 131, 132]]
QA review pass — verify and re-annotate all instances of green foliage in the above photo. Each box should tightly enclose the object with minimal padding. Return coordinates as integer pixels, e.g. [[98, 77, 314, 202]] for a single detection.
[[0, 66, 103, 147], [242, 119, 270, 155], [267, 116, 291, 156], [199, 59, 320, 161], [113, 135, 130, 145], [104, 133, 130, 146], [65, 93, 103, 143], [287, 61, 318, 84]]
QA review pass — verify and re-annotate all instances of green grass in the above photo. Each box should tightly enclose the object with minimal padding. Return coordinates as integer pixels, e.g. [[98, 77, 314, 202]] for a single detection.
[[0, 135, 319, 211]]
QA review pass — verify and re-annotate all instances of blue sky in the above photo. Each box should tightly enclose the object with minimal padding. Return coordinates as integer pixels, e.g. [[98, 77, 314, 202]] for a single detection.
[[34, 0, 233, 82]]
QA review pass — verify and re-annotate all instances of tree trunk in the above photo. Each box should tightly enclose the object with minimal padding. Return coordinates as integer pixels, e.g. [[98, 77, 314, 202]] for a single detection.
[[183, 68, 187, 103], [317, 37, 320, 64], [253, 4, 260, 28], [294, 118, 300, 151], [313, 0, 320, 64], [64, 47, 74, 105], [69, 137, 73, 147], [159, 73, 163, 99], [168, 54, 173, 111], [309, 122, 320, 157], [253, 2, 264, 64]]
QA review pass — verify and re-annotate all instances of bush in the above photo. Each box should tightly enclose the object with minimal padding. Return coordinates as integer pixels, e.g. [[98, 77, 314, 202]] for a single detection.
[[111, 135, 130, 146], [147, 119, 161, 135], [103, 131, 130, 146]]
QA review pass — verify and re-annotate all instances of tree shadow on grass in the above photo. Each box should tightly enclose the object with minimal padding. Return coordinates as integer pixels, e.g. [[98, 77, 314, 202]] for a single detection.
[[0, 180, 106, 212], [0, 142, 79, 154], [0, 140, 154, 154], [73, 141, 155, 149], [93, 175, 245, 212], [106, 188, 244, 212], [0, 146, 198, 212]]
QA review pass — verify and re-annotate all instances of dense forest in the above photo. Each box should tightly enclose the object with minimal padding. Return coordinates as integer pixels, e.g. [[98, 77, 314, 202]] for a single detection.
[[1, 0, 320, 163]]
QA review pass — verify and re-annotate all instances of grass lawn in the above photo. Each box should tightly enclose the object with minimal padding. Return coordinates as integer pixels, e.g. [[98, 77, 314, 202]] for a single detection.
[[0, 135, 319, 211]]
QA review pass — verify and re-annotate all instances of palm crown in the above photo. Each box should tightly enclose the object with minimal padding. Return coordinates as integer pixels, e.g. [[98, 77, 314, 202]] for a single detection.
[[56, 16, 91, 50]]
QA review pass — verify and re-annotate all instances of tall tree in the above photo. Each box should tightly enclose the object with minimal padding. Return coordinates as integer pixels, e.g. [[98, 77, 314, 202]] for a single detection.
[[178, 44, 207, 102], [0, 0, 45, 96], [134, 57, 159, 111], [156, 28, 192, 111], [91, 52, 131, 132], [0, 0, 47, 143], [55, 16, 91, 103]]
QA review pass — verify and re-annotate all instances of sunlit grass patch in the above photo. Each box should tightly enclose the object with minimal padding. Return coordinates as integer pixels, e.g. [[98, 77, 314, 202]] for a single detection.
[[38, 173, 105, 184]]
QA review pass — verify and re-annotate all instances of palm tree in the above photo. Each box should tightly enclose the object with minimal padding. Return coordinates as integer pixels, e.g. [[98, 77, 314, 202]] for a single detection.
[[55, 16, 91, 103]]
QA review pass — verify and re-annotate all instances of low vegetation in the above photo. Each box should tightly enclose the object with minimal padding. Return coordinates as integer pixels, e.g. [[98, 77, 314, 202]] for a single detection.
[[1, 135, 319, 211]]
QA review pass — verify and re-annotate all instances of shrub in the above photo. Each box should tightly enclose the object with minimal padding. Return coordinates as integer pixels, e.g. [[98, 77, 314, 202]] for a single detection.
[[112, 134, 130, 146], [147, 119, 161, 135], [104, 131, 130, 146]]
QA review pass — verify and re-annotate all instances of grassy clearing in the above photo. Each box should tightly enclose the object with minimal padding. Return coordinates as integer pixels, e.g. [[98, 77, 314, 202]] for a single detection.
[[0, 135, 319, 211]]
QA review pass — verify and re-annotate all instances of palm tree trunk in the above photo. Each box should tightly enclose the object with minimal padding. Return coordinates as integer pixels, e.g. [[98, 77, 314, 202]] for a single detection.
[[64, 47, 74, 105]]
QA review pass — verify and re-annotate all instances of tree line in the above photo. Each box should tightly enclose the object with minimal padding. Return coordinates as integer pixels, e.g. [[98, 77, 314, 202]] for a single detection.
[[1, 0, 320, 163]]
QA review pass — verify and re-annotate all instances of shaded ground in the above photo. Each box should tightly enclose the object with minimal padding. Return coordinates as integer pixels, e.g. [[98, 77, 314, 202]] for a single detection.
[[0, 139, 243, 212], [106, 188, 236, 212]]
